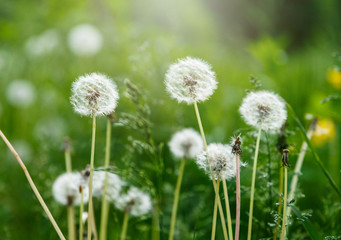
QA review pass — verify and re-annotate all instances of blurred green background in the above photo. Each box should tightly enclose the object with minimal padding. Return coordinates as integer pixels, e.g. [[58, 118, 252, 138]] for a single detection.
[[0, 0, 341, 239]]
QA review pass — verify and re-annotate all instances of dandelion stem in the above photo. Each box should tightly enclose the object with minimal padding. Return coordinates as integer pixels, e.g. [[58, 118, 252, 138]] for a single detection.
[[68, 205, 76, 240], [235, 153, 241, 240], [79, 187, 84, 240], [64, 139, 76, 240], [87, 115, 97, 240], [223, 180, 233, 240], [169, 158, 186, 240], [91, 203, 98, 240], [273, 165, 284, 240], [0, 130, 66, 240], [247, 123, 262, 240], [120, 211, 129, 240], [280, 167, 288, 240], [193, 101, 228, 240], [99, 118, 112, 240], [211, 179, 220, 240]]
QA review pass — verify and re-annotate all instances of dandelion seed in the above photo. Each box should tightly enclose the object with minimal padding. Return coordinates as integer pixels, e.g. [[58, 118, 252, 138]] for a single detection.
[[168, 128, 203, 159], [70, 73, 119, 116], [165, 57, 217, 104], [114, 186, 152, 217], [52, 172, 89, 206], [196, 143, 242, 180], [25, 29, 59, 56], [6, 80, 36, 108], [92, 171, 125, 200], [239, 90, 287, 131], [68, 24, 103, 56]]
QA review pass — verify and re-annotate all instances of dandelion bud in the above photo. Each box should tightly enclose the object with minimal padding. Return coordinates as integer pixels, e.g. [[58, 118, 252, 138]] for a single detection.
[[168, 128, 203, 159], [239, 90, 287, 131], [114, 186, 152, 217], [70, 73, 119, 116], [52, 172, 89, 206], [165, 57, 218, 104], [196, 143, 240, 180]]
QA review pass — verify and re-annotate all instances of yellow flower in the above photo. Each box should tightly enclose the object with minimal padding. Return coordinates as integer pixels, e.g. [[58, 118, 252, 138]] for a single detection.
[[311, 119, 336, 146], [327, 68, 341, 90]]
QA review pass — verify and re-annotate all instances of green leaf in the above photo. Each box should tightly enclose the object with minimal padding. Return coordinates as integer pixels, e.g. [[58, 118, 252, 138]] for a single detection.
[[290, 206, 323, 240], [287, 103, 341, 197]]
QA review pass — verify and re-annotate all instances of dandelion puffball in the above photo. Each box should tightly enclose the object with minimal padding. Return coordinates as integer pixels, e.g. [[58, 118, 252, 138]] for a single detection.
[[52, 172, 89, 206], [196, 143, 237, 180], [165, 57, 217, 104], [92, 171, 125, 200], [25, 29, 59, 56], [114, 186, 152, 217], [68, 24, 103, 56], [168, 128, 203, 159], [239, 90, 287, 131], [6, 80, 36, 107], [70, 73, 119, 116]]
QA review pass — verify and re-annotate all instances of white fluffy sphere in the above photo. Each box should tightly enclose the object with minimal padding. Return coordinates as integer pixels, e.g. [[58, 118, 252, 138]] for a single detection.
[[165, 57, 217, 104], [239, 91, 287, 131], [168, 128, 203, 159], [68, 24, 103, 56], [6, 80, 36, 108], [70, 73, 119, 116]]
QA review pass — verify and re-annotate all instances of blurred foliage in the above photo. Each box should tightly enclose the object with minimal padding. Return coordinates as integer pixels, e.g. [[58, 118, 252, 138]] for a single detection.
[[0, 0, 341, 239]]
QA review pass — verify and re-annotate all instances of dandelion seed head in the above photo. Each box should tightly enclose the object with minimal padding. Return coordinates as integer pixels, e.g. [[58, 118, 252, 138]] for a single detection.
[[196, 143, 238, 180], [168, 128, 203, 159], [92, 171, 125, 199], [68, 24, 103, 56], [52, 172, 89, 206], [25, 29, 59, 56], [6, 80, 36, 108], [114, 186, 152, 217], [165, 57, 217, 104], [239, 90, 287, 131], [70, 73, 119, 116]]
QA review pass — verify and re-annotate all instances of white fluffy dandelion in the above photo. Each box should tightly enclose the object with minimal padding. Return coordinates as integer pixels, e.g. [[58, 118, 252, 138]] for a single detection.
[[92, 171, 125, 199], [68, 24, 103, 56], [114, 186, 152, 217], [165, 57, 218, 104], [52, 172, 89, 206], [6, 80, 36, 108], [25, 29, 59, 56], [239, 90, 287, 131], [168, 128, 203, 159], [196, 143, 237, 180], [70, 73, 119, 116]]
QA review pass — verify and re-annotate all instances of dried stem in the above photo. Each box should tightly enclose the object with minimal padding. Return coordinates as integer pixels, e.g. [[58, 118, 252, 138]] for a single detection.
[[169, 158, 186, 240], [87, 115, 97, 240], [0, 130, 66, 240], [223, 180, 233, 240], [99, 117, 112, 240], [247, 123, 262, 240], [235, 153, 241, 240], [193, 101, 228, 240]]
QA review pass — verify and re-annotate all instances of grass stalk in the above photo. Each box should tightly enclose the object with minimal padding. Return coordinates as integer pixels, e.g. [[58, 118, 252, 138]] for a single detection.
[[0, 130, 66, 240], [273, 165, 284, 240], [280, 167, 288, 240], [247, 124, 262, 240], [120, 211, 129, 240], [211, 179, 220, 240], [99, 118, 112, 240], [222, 180, 233, 240], [87, 115, 97, 240], [169, 158, 186, 240], [193, 101, 228, 240], [235, 153, 241, 240]]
